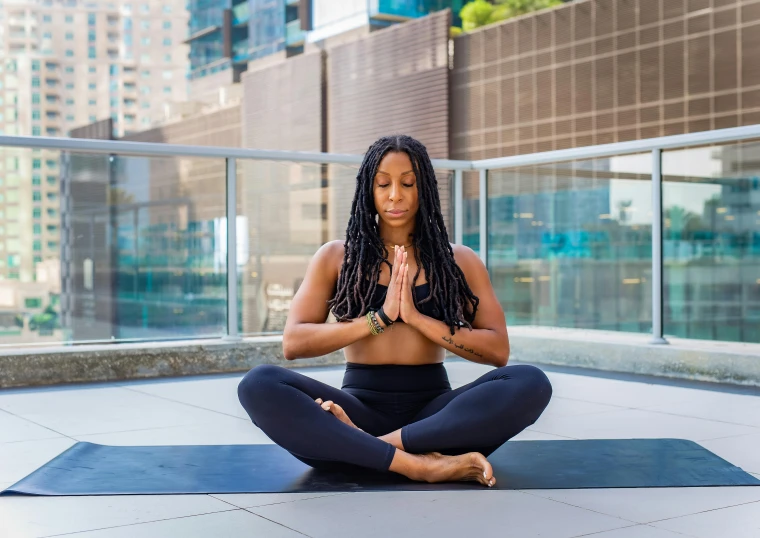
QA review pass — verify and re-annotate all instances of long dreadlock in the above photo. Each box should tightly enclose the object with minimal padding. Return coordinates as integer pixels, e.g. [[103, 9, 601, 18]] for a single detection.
[[328, 135, 479, 335]]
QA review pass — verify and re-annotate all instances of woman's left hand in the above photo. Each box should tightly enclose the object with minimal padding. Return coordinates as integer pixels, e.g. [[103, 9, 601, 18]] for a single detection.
[[399, 263, 421, 326]]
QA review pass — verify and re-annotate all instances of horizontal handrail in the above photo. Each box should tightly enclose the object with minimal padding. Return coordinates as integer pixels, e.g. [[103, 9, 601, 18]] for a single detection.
[[4, 124, 759, 171], [0, 135, 472, 170], [470, 124, 760, 170]]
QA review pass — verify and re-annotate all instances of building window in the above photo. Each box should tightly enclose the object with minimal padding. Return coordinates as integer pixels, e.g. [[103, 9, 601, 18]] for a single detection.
[[163, 86, 171, 94], [164, 54, 172, 63], [88, 82, 96, 90], [33, 208, 42, 219], [65, 50, 74, 57], [65, 32, 73, 40], [89, 115, 96, 122], [65, 15, 73, 23], [32, 60, 40, 71], [32, 176, 41, 186], [33, 159, 41, 169], [65, 66, 74, 73], [88, 30, 96, 41], [163, 5, 171, 13], [89, 66, 96, 73], [47, 241, 58, 249], [46, 193, 57, 202], [32, 110, 41, 120], [43, 14, 52, 22], [88, 47, 96, 59], [162, 71, 172, 80], [33, 241, 42, 252], [141, 37, 150, 46], [66, 83, 74, 90], [141, 4, 149, 14], [33, 224, 41, 234], [46, 159, 56, 168], [88, 13, 96, 25], [66, 98, 74, 105], [66, 114, 74, 121], [163, 20, 171, 29], [88, 99, 96, 106], [46, 176, 57, 185], [110, 64, 118, 76], [46, 128, 59, 136], [141, 20, 149, 30], [32, 77, 40, 88], [32, 126, 41, 136], [163, 38, 171, 46], [33, 192, 42, 202]]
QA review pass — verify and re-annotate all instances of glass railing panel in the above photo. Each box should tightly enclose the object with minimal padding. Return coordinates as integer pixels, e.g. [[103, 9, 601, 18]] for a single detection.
[[487, 155, 653, 332], [662, 140, 760, 343]]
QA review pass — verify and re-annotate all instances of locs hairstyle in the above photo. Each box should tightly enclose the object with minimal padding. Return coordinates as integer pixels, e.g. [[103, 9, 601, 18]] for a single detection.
[[328, 135, 479, 335]]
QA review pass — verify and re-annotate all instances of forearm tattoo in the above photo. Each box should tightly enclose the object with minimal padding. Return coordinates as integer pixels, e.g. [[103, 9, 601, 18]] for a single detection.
[[442, 336, 484, 358]]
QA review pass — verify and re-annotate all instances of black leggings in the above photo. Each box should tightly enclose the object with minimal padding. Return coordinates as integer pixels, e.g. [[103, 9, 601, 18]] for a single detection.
[[237, 362, 552, 472]]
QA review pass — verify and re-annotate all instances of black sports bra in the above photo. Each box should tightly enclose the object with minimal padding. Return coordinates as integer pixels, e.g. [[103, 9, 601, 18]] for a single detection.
[[368, 282, 444, 322]]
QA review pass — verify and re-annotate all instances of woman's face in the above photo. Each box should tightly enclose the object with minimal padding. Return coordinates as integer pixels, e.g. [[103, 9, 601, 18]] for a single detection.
[[373, 151, 419, 228]]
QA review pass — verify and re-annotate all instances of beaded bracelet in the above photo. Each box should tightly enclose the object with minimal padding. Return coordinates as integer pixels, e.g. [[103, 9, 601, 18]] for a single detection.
[[366, 311, 384, 335]]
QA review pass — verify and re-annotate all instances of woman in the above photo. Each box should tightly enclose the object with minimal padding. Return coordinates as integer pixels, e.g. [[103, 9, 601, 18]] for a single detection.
[[238, 135, 552, 487]]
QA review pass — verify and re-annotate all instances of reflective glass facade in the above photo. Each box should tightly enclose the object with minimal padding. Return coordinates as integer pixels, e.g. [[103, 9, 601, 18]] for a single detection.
[[370, 0, 464, 26], [249, 0, 286, 61]]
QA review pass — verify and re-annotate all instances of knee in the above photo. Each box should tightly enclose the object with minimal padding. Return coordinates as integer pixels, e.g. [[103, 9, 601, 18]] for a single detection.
[[237, 364, 286, 409], [517, 364, 553, 408], [495, 364, 553, 408]]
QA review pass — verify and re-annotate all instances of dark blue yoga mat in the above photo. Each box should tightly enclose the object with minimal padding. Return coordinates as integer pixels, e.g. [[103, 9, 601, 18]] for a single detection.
[[2, 439, 758, 496]]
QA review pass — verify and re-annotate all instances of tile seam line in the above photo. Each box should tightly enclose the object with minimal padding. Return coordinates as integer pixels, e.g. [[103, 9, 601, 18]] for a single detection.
[[0, 408, 76, 443], [209, 492, 348, 510], [643, 498, 760, 525], [519, 490, 642, 526], [40, 507, 241, 537], [242, 507, 315, 538], [119, 385, 250, 421]]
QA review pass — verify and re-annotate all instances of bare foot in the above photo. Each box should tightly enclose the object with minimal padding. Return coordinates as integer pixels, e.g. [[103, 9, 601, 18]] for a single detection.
[[414, 452, 496, 487], [315, 399, 363, 431]]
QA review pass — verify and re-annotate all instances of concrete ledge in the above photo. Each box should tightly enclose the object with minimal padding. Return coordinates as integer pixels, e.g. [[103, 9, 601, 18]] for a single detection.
[[0, 337, 345, 389], [2, 327, 760, 389], [509, 327, 760, 388]]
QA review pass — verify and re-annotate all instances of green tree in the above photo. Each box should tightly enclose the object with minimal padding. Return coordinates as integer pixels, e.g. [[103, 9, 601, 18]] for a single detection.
[[458, 0, 564, 33]]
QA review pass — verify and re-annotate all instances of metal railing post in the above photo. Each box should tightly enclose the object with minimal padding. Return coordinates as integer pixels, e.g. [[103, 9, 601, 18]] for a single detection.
[[224, 157, 241, 341], [454, 169, 463, 245], [651, 148, 667, 344], [478, 169, 488, 266]]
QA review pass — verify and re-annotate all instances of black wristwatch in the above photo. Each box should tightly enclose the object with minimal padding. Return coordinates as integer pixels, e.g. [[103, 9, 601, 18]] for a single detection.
[[376, 306, 394, 327]]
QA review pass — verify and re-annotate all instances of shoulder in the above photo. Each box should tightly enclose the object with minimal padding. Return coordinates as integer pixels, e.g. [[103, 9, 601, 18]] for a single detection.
[[311, 240, 346, 278], [450, 243, 488, 284], [450, 243, 482, 270]]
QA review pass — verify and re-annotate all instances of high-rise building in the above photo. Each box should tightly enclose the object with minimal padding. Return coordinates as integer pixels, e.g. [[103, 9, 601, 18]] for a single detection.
[[0, 0, 188, 344], [187, 0, 307, 102], [186, 0, 464, 102]]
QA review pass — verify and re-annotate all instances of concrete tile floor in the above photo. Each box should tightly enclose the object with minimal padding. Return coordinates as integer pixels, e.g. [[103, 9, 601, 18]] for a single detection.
[[1, 361, 759, 538]]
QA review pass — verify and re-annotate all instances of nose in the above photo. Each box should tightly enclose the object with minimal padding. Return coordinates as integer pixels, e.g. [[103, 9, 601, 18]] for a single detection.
[[389, 182, 401, 201]]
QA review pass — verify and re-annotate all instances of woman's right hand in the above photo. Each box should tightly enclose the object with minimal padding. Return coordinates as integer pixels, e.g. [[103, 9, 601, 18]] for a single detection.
[[381, 245, 407, 324]]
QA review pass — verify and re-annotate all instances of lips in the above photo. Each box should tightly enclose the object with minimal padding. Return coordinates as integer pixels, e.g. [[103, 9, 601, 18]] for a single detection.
[[387, 209, 406, 216]]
